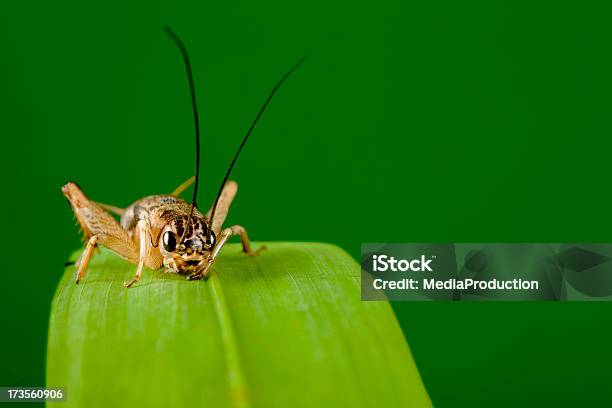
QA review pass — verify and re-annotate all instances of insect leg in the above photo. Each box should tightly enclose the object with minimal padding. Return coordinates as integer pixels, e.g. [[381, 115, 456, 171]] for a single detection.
[[205, 180, 238, 234], [215, 225, 265, 258], [75, 235, 98, 283], [62, 183, 139, 283], [189, 225, 265, 280], [95, 202, 125, 216], [124, 220, 149, 288], [170, 176, 195, 197]]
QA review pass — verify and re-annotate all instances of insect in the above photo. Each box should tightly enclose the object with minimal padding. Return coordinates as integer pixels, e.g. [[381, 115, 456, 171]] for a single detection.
[[62, 26, 304, 288]]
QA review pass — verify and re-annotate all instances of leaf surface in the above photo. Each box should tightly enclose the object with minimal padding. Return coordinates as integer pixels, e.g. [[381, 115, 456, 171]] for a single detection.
[[47, 243, 430, 408]]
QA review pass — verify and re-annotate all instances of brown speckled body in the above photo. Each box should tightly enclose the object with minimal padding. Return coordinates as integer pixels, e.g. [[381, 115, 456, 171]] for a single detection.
[[62, 178, 262, 288], [60, 27, 300, 288]]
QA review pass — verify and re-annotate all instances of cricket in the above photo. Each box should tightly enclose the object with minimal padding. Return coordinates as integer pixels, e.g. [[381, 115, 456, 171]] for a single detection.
[[62, 26, 304, 288]]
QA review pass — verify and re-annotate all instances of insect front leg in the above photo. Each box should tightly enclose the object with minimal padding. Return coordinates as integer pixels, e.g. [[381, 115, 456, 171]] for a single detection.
[[215, 225, 265, 258], [188, 225, 265, 281], [123, 219, 150, 288]]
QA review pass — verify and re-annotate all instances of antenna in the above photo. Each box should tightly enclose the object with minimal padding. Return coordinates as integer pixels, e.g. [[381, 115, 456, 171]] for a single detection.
[[209, 56, 305, 228], [164, 25, 201, 242]]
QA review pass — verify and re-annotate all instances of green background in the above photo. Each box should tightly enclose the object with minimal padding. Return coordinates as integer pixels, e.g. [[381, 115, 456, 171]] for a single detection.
[[2, 1, 612, 406]]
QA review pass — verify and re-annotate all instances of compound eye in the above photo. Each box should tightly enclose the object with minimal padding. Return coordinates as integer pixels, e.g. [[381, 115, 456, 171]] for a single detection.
[[208, 231, 216, 247], [162, 230, 177, 252]]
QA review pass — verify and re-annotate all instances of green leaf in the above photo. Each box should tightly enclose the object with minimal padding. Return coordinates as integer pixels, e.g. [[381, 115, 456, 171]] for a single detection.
[[47, 243, 430, 408]]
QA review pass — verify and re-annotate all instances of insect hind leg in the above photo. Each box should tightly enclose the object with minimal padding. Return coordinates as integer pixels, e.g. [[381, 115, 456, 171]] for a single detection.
[[75, 235, 98, 284], [62, 182, 139, 282]]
